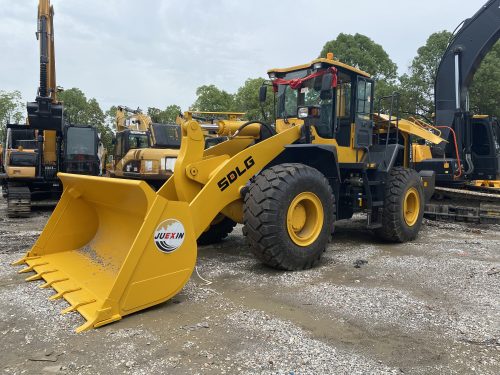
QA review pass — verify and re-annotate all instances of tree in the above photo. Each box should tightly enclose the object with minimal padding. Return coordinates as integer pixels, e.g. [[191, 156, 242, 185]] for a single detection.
[[320, 33, 398, 82], [105, 105, 118, 129], [320, 33, 399, 110], [191, 85, 235, 112], [147, 104, 182, 123], [399, 31, 452, 118], [469, 41, 500, 118], [0, 90, 24, 140], [234, 78, 274, 122]]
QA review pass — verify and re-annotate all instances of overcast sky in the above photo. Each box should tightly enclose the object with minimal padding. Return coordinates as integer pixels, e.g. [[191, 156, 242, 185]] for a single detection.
[[0, 0, 486, 112]]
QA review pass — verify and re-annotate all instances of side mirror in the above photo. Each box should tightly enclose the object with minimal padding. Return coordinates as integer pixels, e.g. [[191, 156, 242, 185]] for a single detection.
[[259, 85, 267, 103], [321, 73, 333, 92]]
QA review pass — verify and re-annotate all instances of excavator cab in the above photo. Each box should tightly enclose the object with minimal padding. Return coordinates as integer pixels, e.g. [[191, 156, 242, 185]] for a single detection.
[[63, 126, 100, 175], [470, 116, 500, 180]]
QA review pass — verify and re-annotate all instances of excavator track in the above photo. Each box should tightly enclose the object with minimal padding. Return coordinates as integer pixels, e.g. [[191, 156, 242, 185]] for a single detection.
[[424, 186, 500, 224], [7, 185, 31, 218]]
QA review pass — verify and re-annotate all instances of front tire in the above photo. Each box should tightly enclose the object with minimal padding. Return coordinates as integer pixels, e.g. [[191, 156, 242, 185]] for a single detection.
[[243, 163, 335, 270], [375, 167, 424, 242], [197, 215, 236, 245]]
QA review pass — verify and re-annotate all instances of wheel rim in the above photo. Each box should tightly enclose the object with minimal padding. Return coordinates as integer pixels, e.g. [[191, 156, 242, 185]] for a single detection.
[[286, 192, 324, 247], [403, 187, 420, 226]]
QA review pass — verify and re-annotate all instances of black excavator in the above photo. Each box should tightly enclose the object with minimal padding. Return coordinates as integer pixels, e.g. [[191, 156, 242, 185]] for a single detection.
[[412, 0, 500, 223]]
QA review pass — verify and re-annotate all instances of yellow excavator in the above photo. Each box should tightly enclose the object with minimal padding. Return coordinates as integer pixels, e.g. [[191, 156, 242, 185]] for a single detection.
[[109, 107, 237, 189], [14, 54, 445, 332], [1, 0, 100, 217], [108, 106, 181, 188]]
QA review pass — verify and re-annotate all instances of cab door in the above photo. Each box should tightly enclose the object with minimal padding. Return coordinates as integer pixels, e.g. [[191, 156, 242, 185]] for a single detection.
[[354, 77, 374, 148]]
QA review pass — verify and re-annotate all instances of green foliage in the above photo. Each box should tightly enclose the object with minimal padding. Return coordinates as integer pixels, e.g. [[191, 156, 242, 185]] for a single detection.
[[320, 33, 398, 105], [0, 90, 24, 140], [469, 41, 500, 118], [320, 33, 398, 82], [234, 78, 274, 122], [399, 31, 452, 117], [105, 105, 117, 129], [147, 104, 182, 123], [58, 88, 113, 152], [191, 85, 235, 112]]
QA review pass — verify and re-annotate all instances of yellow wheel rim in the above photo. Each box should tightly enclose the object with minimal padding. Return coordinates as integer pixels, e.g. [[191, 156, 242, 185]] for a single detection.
[[286, 192, 324, 247], [403, 187, 420, 227]]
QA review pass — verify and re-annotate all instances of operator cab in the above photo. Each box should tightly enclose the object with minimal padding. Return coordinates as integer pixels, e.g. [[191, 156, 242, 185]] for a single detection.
[[63, 126, 100, 175], [113, 129, 150, 162], [470, 115, 500, 180], [267, 54, 374, 149], [4, 126, 38, 171]]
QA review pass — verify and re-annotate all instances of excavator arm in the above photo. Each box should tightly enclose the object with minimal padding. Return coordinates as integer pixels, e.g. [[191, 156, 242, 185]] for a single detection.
[[434, 0, 500, 157], [26, 0, 63, 131]]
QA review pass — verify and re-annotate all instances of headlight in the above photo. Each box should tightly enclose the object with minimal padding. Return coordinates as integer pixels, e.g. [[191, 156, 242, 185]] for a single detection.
[[297, 106, 321, 119], [297, 107, 309, 119], [165, 157, 176, 172]]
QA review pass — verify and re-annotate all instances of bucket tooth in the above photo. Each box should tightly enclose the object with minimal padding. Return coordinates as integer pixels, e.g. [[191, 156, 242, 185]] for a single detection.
[[61, 299, 96, 315], [49, 288, 82, 301], [25, 270, 56, 282], [39, 278, 69, 289], [11, 256, 40, 266], [75, 320, 95, 333], [18, 262, 48, 274]]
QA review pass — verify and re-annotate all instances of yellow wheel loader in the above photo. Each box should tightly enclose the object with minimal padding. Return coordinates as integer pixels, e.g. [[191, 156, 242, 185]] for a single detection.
[[14, 55, 445, 332]]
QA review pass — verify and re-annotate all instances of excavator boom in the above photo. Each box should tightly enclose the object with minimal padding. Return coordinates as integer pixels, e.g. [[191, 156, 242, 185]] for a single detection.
[[27, 0, 63, 131]]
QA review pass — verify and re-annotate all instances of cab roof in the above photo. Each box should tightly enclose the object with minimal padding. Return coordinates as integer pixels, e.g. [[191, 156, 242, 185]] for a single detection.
[[267, 57, 371, 78]]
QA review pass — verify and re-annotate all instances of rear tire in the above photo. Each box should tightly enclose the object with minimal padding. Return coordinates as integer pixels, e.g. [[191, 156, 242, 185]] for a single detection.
[[375, 167, 424, 242], [197, 216, 236, 245], [243, 163, 335, 270]]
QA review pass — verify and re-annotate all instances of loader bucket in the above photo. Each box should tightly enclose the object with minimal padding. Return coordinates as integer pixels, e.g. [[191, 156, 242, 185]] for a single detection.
[[13, 173, 197, 332]]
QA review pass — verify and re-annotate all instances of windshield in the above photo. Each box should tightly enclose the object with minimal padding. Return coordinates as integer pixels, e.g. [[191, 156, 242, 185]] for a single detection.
[[276, 70, 308, 118], [275, 69, 334, 138], [66, 127, 96, 156], [128, 132, 149, 149]]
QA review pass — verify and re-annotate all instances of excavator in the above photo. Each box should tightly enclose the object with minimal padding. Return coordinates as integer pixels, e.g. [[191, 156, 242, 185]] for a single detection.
[[109, 106, 236, 191], [0, 0, 100, 217], [108, 106, 181, 188], [412, 0, 500, 223], [14, 54, 446, 332]]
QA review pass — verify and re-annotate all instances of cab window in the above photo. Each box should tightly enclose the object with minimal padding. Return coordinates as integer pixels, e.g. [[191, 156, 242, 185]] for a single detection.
[[356, 79, 373, 119]]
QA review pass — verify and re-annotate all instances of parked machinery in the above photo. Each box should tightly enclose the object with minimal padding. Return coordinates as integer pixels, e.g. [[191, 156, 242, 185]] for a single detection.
[[411, 0, 500, 223], [109, 106, 237, 191], [0, 0, 100, 217], [14, 55, 445, 332], [108, 106, 181, 188]]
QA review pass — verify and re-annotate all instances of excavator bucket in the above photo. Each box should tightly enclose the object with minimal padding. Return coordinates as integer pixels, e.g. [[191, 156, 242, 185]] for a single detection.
[[13, 173, 197, 332]]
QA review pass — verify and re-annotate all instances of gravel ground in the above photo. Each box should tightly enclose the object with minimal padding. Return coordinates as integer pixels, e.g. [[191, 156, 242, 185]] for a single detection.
[[0, 200, 499, 374]]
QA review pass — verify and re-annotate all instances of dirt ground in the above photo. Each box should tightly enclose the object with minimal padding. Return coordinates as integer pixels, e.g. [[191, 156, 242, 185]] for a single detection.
[[0, 200, 499, 375]]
